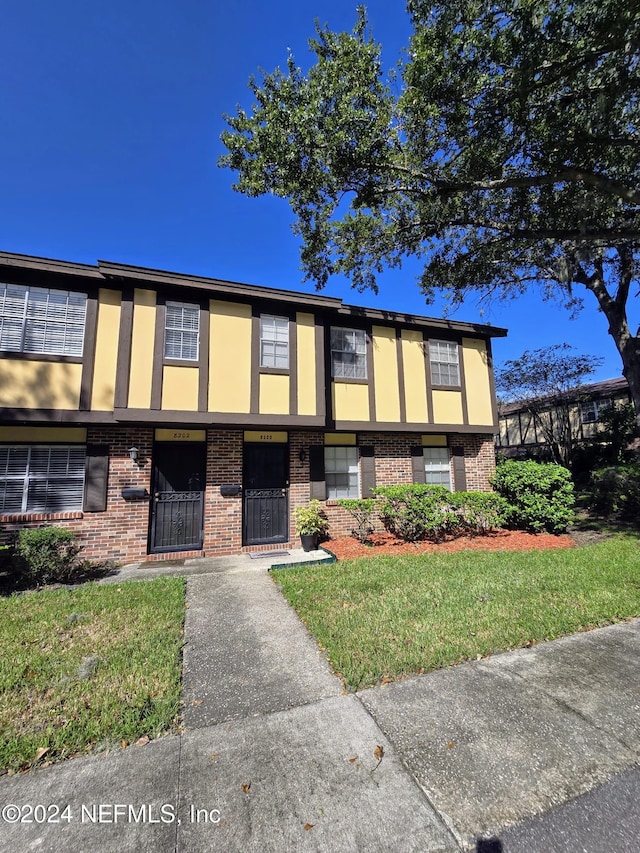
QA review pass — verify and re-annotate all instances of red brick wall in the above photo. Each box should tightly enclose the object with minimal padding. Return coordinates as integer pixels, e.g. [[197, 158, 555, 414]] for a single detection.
[[0, 428, 497, 562]]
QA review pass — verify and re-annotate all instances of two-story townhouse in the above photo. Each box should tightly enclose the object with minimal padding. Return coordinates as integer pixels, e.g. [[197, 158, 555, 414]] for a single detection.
[[0, 252, 507, 562]]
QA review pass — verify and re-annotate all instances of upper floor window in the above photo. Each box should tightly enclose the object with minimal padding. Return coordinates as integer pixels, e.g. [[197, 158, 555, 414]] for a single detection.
[[0, 284, 87, 357], [164, 301, 199, 361], [429, 340, 460, 387], [0, 445, 86, 514], [580, 398, 611, 424], [331, 327, 367, 380], [260, 315, 289, 369]]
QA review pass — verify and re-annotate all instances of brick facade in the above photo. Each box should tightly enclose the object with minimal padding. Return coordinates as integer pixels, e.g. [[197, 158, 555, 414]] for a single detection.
[[0, 428, 496, 562]]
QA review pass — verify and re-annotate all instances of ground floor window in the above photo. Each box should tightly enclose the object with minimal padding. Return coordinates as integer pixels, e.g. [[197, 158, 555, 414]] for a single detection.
[[0, 445, 86, 513], [324, 446, 359, 499], [423, 447, 452, 490]]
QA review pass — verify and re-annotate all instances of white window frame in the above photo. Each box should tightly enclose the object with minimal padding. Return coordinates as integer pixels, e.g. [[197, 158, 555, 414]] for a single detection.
[[423, 447, 452, 491], [580, 398, 611, 424], [429, 340, 460, 387], [260, 314, 289, 369], [324, 446, 360, 499], [0, 283, 87, 356], [164, 301, 200, 361], [0, 445, 86, 514], [331, 327, 367, 379]]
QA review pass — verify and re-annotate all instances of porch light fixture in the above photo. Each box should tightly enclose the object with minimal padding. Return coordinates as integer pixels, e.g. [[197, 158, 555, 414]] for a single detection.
[[128, 446, 140, 464], [298, 448, 307, 463]]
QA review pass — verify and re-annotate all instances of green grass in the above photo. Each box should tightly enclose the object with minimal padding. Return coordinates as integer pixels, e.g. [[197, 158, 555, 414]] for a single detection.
[[0, 577, 185, 773], [272, 536, 640, 691]]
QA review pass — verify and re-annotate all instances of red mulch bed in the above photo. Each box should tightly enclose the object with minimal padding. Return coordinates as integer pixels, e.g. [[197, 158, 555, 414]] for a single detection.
[[323, 529, 576, 561]]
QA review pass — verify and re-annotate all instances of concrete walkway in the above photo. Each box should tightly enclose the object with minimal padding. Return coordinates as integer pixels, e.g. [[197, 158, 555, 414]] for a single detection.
[[1, 552, 639, 852]]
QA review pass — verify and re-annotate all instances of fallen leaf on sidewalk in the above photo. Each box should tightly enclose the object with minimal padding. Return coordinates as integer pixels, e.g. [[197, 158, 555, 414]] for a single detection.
[[348, 756, 358, 764], [242, 782, 251, 794], [121, 740, 128, 748], [192, 699, 203, 706], [447, 741, 455, 749], [304, 823, 314, 831], [209, 753, 219, 761], [135, 736, 150, 746], [373, 745, 384, 760], [34, 747, 49, 762]]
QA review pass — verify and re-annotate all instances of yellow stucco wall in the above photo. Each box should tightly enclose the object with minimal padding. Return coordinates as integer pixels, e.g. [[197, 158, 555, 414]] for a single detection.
[[259, 373, 290, 415], [432, 389, 464, 424], [402, 330, 429, 423], [128, 289, 156, 409], [162, 366, 199, 411], [372, 325, 400, 422], [296, 312, 316, 416], [0, 426, 87, 442], [332, 382, 370, 421], [209, 300, 251, 413], [462, 337, 493, 425], [91, 288, 121, 411], [0, 360, 82, 409]]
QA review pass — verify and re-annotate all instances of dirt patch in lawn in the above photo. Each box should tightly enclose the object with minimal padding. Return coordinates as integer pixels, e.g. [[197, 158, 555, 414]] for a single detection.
[[323, 529, 575, 560]]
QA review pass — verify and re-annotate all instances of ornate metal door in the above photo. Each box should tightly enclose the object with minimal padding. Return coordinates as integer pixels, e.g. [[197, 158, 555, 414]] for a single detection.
[[243, 443, 289, 545], [150, 443, 206, 552]]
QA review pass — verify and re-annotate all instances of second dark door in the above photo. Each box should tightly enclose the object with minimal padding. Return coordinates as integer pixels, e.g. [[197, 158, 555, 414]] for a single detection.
[[243, 443, 289, 545]]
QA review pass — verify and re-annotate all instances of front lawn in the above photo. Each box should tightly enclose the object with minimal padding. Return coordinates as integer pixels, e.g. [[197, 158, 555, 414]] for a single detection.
[[0, 577, 185, 773], [272, 536, 640, 690]]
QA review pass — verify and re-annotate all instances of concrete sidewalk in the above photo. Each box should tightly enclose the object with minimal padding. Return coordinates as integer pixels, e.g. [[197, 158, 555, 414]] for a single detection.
[[1, 552, 639, 852]]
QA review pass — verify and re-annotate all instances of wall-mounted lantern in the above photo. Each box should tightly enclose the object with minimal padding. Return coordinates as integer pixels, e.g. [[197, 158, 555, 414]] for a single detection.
[[128, 446, 140, 464], [298, 448, 307, 463]]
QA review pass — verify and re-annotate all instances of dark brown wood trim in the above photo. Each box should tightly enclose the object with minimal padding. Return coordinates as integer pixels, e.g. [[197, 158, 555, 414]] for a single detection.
[[0, 408, 119, 424], [330, 377, 369, 386], [162, 357, 200, 367], [334, 420, 497, 434], [458, 341, 469, 426], [289, 313, 298, 416], [320, 318, 331, 427], [250, 309, 260, 414], [79, 292, 99, 410], [366, 328, 375, 422], [396, 328, 407, 423], [113, 288, 134, 409], [198, 300, 209, 413], [259, 366, 290, 376], [0, 350, 83, 364], [431, 383, 463, 393], [114, 408, 326, 427], [151, 297, 165, 410], [486, 337, 499, 430], [423, 334, 434, 424]]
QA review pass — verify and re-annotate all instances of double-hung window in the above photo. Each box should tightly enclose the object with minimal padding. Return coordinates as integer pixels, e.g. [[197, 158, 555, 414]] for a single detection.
[[423, 447, 452, 490], [0, 284, 87, 356], [0, 445, 86, 513], [331, 327, 367, 379], [580, 398, 611, 424], [164, 301, 199, 361], [429, 340, 460, 387], [260, 315, 289, 369], [325, 446, 359, 499]]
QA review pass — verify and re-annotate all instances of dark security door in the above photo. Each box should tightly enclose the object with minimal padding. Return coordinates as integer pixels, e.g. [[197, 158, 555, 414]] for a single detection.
[[150, 443, 206, 552], [243, 443, 289, 545]]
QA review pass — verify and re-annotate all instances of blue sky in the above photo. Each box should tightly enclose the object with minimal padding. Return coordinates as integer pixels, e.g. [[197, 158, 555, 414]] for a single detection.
[[0, 0, 631, 381]]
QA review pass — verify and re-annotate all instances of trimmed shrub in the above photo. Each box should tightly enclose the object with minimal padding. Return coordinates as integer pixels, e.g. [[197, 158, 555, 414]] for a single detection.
[[491, 460, 575, 533], [336, 498, 377, 543], [15, 526, 83, 586], [374, 484, 460, 542], [448, 491, 510, 534], [588, 465, 640, 519]]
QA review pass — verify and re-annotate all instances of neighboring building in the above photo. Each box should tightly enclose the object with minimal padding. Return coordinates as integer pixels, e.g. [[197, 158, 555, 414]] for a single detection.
[[496, 377, 632, 458], [0, 251, 506, 561]]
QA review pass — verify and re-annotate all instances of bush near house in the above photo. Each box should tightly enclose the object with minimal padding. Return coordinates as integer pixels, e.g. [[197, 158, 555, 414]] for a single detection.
[[14, 527, 84, 586], [366, 485, 509, 543], [588, 464, 640, 519], [491, 460, 575, 533]]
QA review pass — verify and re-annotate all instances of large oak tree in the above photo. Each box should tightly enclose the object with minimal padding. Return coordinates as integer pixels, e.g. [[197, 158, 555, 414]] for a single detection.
[[220, 1, 640, 419]]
